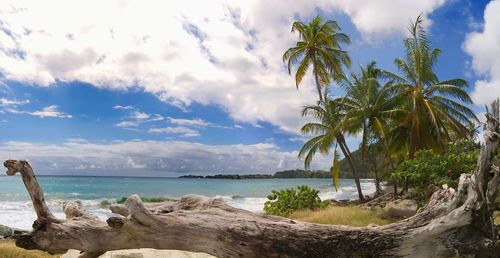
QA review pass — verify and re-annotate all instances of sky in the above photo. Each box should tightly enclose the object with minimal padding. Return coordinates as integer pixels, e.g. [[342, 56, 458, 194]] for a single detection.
[[0, 0, 498, 176]]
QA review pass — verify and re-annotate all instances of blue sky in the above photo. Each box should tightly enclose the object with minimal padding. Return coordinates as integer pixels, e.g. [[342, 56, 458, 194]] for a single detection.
[[0, 0, 498, 176]]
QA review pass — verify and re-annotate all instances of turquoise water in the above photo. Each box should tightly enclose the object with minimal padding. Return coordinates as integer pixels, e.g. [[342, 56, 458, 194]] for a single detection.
[[0, 175, 375, 229], [0, 175, 373, 200]]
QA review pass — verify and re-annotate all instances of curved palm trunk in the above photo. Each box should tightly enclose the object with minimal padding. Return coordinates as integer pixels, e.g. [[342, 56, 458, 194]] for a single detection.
[[337, 134, 364, 201], [312, 56, 324, 100]]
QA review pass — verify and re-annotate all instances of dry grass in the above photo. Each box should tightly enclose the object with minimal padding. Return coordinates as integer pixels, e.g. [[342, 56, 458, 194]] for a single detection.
[[0, 239, 60, 258], [289, 206, 391, 227]]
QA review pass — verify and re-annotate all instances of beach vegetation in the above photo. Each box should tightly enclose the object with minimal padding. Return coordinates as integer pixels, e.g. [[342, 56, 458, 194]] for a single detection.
[[283, 15, 351, 100], [100, 199, 111, 208], [391, 139, 479, 205], [263, 185, 329, 217], [0, 240, 58, 258], [290, 206, 391, 227]]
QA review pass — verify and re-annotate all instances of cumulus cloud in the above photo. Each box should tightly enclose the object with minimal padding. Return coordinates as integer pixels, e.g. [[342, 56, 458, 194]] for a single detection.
[[0, 0, 447, 133], [464, 0, 500, 105], [29, 105, 72, 118], [327, 0, 446, 40], [0, 139, 332, 175]]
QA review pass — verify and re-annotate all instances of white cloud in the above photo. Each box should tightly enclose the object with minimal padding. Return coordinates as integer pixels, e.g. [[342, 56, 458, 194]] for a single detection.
[[114, 105, 163, 128], [289, 136, 307, 143], [0, 98, 30, 114], [115, 121, 139, 127], [0, 139, 332, 174], [327, 0, 447, 40], [166, 116, 232, 129], [148, 126, 200, 137], [130, 111, 150, 120], [149, 114, 164, 122], [113, 105, 134, 110], [1, 98, 72, 118], [168, 117, 212, 127], [29, 105, 72, 118], [0, 0, 447, 133], [464, 0, 500, 105], [0, 98, 30, 107]]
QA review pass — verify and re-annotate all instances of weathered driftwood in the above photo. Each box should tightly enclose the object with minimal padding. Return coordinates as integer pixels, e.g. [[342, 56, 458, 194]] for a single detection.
[[4, 100, 500, 258]]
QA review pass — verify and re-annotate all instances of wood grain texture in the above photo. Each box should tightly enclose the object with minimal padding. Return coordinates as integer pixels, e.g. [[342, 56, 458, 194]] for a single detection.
[[4, 100, 500, 258]]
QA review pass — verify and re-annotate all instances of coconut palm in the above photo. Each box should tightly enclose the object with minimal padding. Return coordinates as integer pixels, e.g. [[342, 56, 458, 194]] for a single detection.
[[299, 96, 364, 201], [283, 15, 351, 100], [337, 62, 399, 163], [337, 61, 401, 195], [387, 15, 477, 160]]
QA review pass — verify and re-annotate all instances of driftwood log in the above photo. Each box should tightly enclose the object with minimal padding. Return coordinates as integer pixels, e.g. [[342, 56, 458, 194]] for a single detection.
[[4, 100, 500, 258]]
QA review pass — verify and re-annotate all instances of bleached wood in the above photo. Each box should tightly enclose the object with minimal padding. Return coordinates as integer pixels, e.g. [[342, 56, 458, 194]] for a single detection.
[[4, 100, 500, 257]]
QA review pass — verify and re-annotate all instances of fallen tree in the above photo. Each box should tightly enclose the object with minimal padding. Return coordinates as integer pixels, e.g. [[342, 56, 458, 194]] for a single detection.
[[4, 100, 500, 258]]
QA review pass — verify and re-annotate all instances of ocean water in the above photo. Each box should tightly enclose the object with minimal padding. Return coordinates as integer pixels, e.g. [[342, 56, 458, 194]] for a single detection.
[[0, 175, 375, 230]]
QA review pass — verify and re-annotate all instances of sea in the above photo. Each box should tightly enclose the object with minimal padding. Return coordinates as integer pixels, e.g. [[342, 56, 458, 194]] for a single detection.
[[0, 175, 375, 230]]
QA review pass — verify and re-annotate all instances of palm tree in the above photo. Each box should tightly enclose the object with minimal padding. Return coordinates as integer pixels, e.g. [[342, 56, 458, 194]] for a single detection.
[[336, 61, 401, 194], [283, 16, 351, 100], [299, 96, 364, 201], [387, 15, 477, 160], [337, 62, 398, 162]]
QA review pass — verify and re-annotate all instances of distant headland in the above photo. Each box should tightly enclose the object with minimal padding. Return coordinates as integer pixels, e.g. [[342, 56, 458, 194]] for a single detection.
[[179, 168, 372, 179]]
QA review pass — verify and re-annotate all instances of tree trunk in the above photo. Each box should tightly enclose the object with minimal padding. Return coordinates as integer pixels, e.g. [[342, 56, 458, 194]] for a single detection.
[[337, 134, 364, 201], [4, 100, 500, 258], [369, 147, 383, 197], [313, 65, 323, 101]]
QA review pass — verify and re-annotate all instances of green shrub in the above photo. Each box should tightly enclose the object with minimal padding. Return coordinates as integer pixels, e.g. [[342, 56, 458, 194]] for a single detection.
[[263, 185, 330, 217], [100, 200, 111, 208], [391, 139, 479, 205]]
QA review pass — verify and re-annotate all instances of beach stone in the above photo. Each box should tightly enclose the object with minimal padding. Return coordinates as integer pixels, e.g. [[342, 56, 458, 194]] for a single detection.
[[358, 193, 393, 210], [0, 224, 13, 238], [384, 199, 418, 219], [13, 228, 29, 235]]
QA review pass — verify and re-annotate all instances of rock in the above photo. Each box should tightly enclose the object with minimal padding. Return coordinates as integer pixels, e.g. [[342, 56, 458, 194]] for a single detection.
[[13, 228, 29, 235], [367, 224, 379, 227], [328, 199, 351, 206], [0, 224, 13, 238], [358, 193, 393, 210], [383, 199, 418, 219]]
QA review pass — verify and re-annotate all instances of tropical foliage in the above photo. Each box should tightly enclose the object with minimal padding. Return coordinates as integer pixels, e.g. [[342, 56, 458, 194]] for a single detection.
[[299, 96, 365, 200], [388, 15, 477, 159], [283, 15, 351, 100], [391, 139, 480, 205], [263, 185, 330, 217], [290, 15, 478, 202]]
